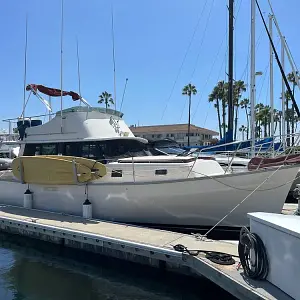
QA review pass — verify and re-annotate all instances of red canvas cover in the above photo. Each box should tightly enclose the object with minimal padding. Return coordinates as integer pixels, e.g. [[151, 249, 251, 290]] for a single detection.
[[26, 84, 80, 101], [248, 154, 300, 170]]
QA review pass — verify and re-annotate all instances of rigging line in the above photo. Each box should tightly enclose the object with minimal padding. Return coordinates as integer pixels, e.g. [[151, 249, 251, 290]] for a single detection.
[[161, 0, 209, 120], [192, 0, 244, 123], [191, 6, 228, 121], [191, 38, 226, 122], [257, 37, 280, 102], [257, 64, 270, 102], [235, 0, 243, 22], [189, 0, 215, 82], [119, 78, 128, 113], [202, 102, 212, 127], [179, 97, 188, 122], [111, 4, 117, 111], [264, 74, 270, 106], [255, 0, 300, 117], [204, 165, 283, 236], [76, 37, 82, 101], [239, 26, 265, 83], [285, 38, 299, 73], [192, 2, 245, 126], [22, 14, 28, 121], [234, 0, 242, 80], [267, 0, 299, 74]]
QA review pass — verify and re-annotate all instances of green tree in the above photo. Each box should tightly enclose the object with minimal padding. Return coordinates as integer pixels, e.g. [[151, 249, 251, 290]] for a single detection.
[[98, 91, 114, 112], [209, 85, 222, 139], [255, 103, 264, 138], [182, 83, 197, 147], [233, 80, 246, 140], [182, 83, 197, 146], [260, 105, 271, 137], [239, 125, 247, 140], [240, 98, 250, 139], [274, 110, 283, 140], [212, 81, 228, 138]]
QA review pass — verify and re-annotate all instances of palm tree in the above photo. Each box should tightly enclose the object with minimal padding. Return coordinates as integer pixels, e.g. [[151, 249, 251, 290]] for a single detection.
[[239, 125, 247, 140], [233, 80, 246, 140], [240, 98, 250, 139], [255, 103, 264, 138], [273, 109, 279, 134], [277, 110, 283, 141], [182, 83, 197, 147], [260, 105, 271, 137], [287, 71, 298, 145], [209, 85, 222, 139], [215, 81, 227, 138], [98, 91, 114, 112]]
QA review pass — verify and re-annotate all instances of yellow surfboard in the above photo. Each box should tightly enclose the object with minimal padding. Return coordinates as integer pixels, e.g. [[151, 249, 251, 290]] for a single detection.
[[12, 156, 92, 185], [42, 155, 107, 180]]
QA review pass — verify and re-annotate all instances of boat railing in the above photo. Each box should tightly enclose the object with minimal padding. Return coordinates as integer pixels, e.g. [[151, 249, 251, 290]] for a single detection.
[[186, 132, 300, 173]]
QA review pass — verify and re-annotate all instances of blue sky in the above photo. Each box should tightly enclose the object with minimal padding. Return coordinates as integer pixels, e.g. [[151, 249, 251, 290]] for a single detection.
[[0, 0, 299, 138]]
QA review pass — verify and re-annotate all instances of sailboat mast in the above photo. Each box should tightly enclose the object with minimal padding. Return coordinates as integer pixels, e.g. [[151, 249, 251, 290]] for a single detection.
[[76, 37, 82, 106], [227, 0, 234, 135], [22, 14, 28, 122], [250, 0, 256, 157], [269, 15, 274, 147], [60, 0, 64, 133], [111, 6, 117, 111], [281, 36, 286, 149]]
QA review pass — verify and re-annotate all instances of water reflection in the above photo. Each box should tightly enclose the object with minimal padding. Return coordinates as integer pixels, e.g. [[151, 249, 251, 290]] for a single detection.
[[0, 233, 236, 300]]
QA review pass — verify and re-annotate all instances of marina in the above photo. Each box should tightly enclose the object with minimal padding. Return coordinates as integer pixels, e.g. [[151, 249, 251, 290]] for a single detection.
[[0, 203, 296, 300], [1, 0, 300, 299]]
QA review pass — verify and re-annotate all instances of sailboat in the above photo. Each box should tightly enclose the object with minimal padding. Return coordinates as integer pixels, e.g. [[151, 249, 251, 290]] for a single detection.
[[0, 83, 299, 229], [0, 1, 299, 230]]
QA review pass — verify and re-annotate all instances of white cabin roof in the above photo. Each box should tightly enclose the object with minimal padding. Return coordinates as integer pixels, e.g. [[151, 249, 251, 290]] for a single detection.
[[23, 106, 148, 144]]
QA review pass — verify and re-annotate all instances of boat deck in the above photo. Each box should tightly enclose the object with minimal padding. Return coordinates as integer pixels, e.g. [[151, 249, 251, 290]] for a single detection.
[[0, 204, 294, 300]]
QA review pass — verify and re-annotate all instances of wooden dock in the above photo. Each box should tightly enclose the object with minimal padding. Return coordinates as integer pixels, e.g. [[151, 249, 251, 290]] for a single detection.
[[0, 204, 294, 300]]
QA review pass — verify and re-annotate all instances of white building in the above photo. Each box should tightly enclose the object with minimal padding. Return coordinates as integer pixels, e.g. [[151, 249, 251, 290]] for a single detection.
[[130, 124, 218, 147]]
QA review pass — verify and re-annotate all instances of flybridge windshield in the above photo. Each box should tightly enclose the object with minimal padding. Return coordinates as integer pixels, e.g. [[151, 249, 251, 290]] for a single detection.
[[55, 106, 124, 118]]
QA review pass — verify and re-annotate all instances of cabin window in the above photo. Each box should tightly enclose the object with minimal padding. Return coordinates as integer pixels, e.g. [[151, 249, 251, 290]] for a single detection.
[[81, 142, 101, 159], [64, 142, 80, 157], [24, 144, 39, 156], [24, 143, 58, 156], [111, 170, 122, 177], [41, 143, 57, 155], [155, 169, 167, 175]]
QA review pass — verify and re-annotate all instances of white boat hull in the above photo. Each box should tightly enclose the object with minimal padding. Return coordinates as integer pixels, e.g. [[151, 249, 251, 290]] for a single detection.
[[0, 165, 298, 228]]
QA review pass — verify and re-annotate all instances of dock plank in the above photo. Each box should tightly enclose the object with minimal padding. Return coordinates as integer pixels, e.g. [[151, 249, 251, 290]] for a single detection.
[[0, 204, 294, 300]]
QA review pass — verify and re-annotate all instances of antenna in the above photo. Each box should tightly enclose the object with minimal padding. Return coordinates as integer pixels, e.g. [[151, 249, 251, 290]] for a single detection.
[[22, 14, 28, 122], [111, 4, 117, 111], [60, 0, 64, 133], [76, 37, 82, 106], [49, 96, 52, 121]]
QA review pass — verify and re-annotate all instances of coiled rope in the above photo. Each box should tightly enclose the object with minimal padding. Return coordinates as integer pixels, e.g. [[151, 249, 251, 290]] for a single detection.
[[238, 227, 269, 280]]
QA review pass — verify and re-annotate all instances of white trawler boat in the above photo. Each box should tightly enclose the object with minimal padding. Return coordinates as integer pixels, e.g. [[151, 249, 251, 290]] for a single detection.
[[0, 85, 299, 230]]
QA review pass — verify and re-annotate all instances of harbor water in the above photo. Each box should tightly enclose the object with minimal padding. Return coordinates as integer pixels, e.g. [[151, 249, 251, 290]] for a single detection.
[[0, 232, 236, 300]]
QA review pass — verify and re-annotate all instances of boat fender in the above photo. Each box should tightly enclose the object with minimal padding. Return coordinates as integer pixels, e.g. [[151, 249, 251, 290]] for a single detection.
[[83, 199, 92, 219], [24, 189, 33, 209]]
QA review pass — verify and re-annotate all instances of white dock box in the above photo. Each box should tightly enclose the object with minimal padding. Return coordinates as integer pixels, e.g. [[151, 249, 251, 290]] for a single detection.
[[248, 212, 300, 300]]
